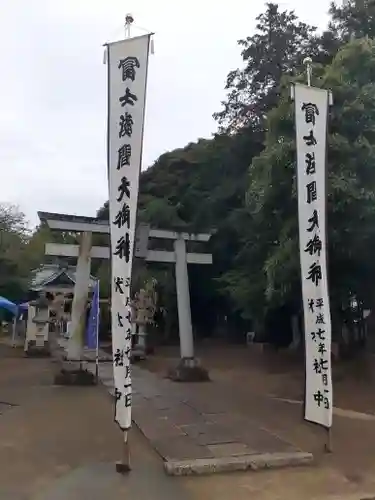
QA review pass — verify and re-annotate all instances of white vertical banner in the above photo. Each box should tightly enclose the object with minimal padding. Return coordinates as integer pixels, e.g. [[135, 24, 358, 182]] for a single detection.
[[295, 83, 333, 428], [107, 34, 151, 431]]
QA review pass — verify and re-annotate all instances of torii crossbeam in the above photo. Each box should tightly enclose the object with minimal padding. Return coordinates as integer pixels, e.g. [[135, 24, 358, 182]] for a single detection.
[[39, 211, 212, 381]]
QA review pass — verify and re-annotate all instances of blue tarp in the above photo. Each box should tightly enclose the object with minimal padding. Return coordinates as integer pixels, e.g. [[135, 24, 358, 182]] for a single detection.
[[0, 297, 28, 316], [0, 296, 18, 315]]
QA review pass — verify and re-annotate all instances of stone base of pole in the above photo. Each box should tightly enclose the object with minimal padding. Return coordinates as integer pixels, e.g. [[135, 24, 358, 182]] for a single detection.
[[25, 340, 51, 357], [54, 361, 97, 386], [131, 346, 146, 362], [167, 357, 210, 382]]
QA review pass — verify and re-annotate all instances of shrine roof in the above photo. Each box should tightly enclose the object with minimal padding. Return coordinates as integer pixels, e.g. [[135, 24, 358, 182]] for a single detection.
[[30, 263, 97, 291]]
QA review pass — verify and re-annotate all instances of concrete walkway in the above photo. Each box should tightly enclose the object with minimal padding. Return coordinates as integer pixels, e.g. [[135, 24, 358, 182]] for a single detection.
[[69, 343, 312, 475]]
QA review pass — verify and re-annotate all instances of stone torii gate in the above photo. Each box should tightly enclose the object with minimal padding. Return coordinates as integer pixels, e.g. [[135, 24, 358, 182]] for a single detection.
[[38, 211, 213, 380]]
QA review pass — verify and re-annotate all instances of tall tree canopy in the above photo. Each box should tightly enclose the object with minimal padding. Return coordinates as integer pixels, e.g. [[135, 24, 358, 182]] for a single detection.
[[95, 1, 375, 339], [329, 0, 375, 41], [222, 38, 375, 332], [0, 204, 30, 301], [213, 3, 327, 133], [97, 131, 263, 335]]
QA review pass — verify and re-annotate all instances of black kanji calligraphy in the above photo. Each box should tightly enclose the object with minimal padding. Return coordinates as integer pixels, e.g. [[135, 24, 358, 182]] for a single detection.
[[316, 313, 325, 324], [308, 299, 314, 313], [125, 365, 131, 379], [126, 310, 132, 323], [304, 234, 322, 257], [313, 389, 330, 409], [306, 180, 317, 204], [117, 176, 130, 202], [117, 312, 123, 327], [301, 102, 319, 126], [119, 88, 138, 107], [303, 130, 317, 146], [114, 348, 124, 367], [324, 394, 330, 409], [114, 277, 125, 294], [311, 328, 326, 342], [318, 342, 327, 355], [118, 143, 131, 169], [305, 152, 316, 175], [124, 384, 132, 408], [118, 113, 133, 138], [124, 347, 131, 359], [316, 298, 324, 309], [313, 389, 324, 406], [322, 373, 328, 386], [125, 296, 130, 307], [117, 143, 131, 168], [114, 233, 130, 262], [125, 328, 132, 341], [113, 203, 130, 229], [115, 388, 122, 402], [307, 210, 319, 232], [313, 357, 328, 374], [118, 56, 140, 81], [307, 262, 322, 286]]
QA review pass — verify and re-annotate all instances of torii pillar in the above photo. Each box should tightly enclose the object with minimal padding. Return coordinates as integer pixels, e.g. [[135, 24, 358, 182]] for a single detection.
[[39, 212, 212, 382], [175, 236, 194, 359], [170, 235, 209, 381], [67, 231, 92, 361]]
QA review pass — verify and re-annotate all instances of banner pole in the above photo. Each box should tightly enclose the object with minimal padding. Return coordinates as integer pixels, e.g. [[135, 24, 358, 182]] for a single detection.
[[325, 427, 333, 453], [303, 56, 333, 454], [107, 14, 152, 475], [116, 429, 131, 473], [11, 316, 16, 347], [114, 13, 134, 474], [95, 280, 100, 383]]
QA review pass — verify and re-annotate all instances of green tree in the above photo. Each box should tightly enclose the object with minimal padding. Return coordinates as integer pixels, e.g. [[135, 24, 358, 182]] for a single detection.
[[21, 222, 78, 274], [96, 130, 263, 336], [222, 38, 375, 335], [213, 2, 324, 133], [96, 2, 375, 339], [329, 0, 375, 41], [0, 204, 30, 301]]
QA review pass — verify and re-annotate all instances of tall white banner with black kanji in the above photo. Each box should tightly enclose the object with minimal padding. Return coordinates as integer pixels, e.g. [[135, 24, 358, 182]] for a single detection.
[[295, 83, 333, 428], [107, 34, 151, 430]]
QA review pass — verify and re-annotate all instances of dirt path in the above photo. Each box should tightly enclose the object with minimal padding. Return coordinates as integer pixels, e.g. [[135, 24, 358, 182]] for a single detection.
[[0, 345, 190, 500], [2, 343, 375, 499]]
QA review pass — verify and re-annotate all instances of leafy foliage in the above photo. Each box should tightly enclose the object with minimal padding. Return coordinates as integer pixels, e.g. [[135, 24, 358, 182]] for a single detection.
[[94, 1, 375, 339], [213, 2, 330, 133], [329, 0, 375, 41], [0, 204, 30, 301], [221, 38, 375, 330]]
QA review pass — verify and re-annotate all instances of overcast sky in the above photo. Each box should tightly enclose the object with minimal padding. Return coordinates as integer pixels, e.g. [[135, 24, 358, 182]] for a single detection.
[[0, 0, 332, 227]]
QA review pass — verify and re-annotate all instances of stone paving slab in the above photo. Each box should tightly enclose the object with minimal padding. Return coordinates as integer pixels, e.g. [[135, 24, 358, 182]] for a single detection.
[[56, 340, 313, 475], [164, 451, 314, 476]]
